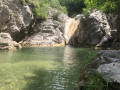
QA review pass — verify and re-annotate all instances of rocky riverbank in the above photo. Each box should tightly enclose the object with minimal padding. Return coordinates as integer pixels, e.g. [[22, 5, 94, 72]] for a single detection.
[[75, 50, 120, 90], [0, 33, 21, 50], [69, 10, 117, 47]]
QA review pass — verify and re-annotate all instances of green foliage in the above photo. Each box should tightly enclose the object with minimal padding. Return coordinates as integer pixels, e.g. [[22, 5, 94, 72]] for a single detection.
[[50, 0, 67, 13], [20, 0, 119, 21], [53, 11, 61, 22], [20, 0, 67, 21], [21, 0, 26, 5], [84, 0, 119, 14], [25, 0, 49, 20], [84, 70, 109, 90], [59, 0, 86, 17]]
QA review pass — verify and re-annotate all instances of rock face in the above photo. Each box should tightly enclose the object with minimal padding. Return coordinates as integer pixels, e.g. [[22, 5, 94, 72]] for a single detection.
[[21, 7, 68, 46], [97, 50, 120, 89], [69, 11, 116, 47], [77, 50, 120, 90], [0, 0, 67, 47], [0, 33, 22, 50], [64, 18, 79, 44], [114, 13, 120, 48], [0, 0, 33, 41]]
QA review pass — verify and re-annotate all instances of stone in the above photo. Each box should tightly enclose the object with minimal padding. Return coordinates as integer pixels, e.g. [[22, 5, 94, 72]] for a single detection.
[[69, 10, 117, 47], [21, 7, 68, 46], [96, 50, 120, 64], [0, 33, 22, 50], [96, 50, 120, 89], [0, 0, 33, 41], [98, 63, 120, 83]]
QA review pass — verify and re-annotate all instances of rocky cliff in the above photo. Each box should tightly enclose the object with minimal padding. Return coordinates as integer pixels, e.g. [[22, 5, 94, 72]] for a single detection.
[[0, 0, 68, 49], [21, 7, 68, 46], [66, 11, 117, 47], [0, 0, 33, 41]]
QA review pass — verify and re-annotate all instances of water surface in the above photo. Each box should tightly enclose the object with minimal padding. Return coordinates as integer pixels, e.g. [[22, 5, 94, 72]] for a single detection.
[[0, 46, 98, 90]]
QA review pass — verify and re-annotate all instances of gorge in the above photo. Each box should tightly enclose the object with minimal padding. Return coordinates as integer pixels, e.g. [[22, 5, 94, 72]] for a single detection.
[[0, 0, 120, 90]]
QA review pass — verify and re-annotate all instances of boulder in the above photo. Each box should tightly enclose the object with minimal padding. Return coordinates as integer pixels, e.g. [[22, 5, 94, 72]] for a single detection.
[[96, 50, 120, 64], [0, 0, 33, 41], [70, 11, 116, 47], [96, 50, 120, 89], [78, 50, 120, 89], [0, 33, 22, 50], [98, 63, 120, 84]]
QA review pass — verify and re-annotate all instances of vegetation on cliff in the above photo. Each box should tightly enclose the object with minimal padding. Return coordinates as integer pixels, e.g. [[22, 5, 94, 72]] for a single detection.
[[21, 0, 119, 18], [83, 0, 119, 14], [21, 0, 67, 20], [59, 0, 119, 16]]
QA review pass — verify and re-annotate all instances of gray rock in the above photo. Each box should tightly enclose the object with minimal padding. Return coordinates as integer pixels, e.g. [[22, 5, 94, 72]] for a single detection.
[[98, 63, 120, 83], [96, 50, 120, 89], [22, 7, 68, 46], [96, 50, 120, 64], [70, 10, 116, 47], [0, 0, 33, 41], [0, 33, 22, 50]]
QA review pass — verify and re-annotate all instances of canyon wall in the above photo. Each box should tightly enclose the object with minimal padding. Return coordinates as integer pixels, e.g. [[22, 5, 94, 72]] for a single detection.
[[64, 11, 117, 48], [21, 7, 68, 46], [0, 0, 68, 49]]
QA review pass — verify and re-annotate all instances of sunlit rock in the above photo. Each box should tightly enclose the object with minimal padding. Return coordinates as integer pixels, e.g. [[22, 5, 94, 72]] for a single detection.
[[69, 10, 116, 47], [0, 33, 22, 50], [21, 7, 68, 46]]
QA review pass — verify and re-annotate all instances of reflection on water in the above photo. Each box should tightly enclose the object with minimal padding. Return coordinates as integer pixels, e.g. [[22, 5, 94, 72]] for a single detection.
[[0, 46, 98, 90]]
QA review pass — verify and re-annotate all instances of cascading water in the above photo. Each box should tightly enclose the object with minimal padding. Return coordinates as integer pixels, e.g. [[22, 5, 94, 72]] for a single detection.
[[64, 18, 79, 44]]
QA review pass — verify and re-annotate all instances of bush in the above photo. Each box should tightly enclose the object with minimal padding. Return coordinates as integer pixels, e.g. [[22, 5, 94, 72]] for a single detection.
[[20, 0, 67, 21], [21, 0, 26, 5], [84, 0, 119, 14]]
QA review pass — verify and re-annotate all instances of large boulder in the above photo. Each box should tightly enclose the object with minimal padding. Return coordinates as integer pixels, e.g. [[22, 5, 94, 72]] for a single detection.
[[0, 0, 33, 41], [70, 11, 116, 47], [77, 50, 120, 90], [0, 33, 22, 50], [21, 7, 68, 46], [97, 50, 120, 89]]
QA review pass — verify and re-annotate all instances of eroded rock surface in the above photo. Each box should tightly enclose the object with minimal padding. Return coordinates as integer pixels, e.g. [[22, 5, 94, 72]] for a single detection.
[[21, 7, 68, 46], [97, 50, 120, 84], [0, 33, 21, 50], [0, 0, 33, 41], [70, 11, 116, 47]]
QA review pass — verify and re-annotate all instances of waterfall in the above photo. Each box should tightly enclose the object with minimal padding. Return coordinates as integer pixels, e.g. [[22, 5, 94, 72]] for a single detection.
[[64, 18, 79, 44]]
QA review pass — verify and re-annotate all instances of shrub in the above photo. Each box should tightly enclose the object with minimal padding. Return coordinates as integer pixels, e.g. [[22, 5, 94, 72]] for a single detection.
[[21, 0, 26, 6]]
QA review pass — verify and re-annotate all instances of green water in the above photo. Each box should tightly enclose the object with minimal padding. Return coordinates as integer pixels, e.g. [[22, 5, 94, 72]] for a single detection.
[[0, 46, 98, 90]]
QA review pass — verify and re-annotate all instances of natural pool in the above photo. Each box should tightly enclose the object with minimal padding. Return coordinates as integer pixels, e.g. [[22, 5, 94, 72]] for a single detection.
[[0, 46, 98, 90]]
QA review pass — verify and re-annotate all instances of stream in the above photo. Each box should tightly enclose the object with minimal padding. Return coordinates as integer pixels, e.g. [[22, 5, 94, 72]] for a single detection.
[[0, 46, 98, 90]]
